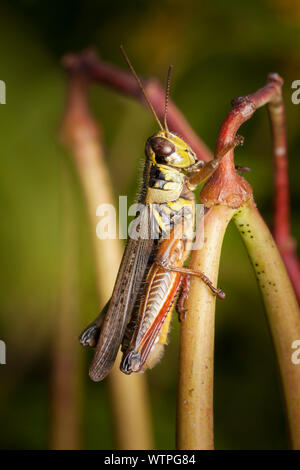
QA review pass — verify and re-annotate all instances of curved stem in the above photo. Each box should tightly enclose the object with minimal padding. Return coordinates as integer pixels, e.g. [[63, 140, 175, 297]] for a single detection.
[[177, 205, 236, 450], [233, 199, 300, 449]]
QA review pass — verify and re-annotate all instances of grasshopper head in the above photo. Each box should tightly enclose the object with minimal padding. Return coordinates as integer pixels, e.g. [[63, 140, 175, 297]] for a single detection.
[[145, 130, 197, 169]]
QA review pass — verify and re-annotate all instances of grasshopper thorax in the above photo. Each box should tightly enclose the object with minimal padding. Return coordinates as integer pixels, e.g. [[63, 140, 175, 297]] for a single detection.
[[145, 131, 197, 169]]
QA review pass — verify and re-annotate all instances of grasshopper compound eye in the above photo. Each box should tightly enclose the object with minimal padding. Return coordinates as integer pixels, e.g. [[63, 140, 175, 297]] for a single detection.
[[149, 136, 175, 157]]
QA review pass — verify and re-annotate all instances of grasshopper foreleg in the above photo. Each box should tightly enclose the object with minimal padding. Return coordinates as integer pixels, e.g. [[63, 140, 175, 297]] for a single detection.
[[187, 135, 244, 187]]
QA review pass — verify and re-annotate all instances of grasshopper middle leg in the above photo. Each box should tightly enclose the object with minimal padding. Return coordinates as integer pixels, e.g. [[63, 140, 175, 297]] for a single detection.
[[155, 262, 226, 300]]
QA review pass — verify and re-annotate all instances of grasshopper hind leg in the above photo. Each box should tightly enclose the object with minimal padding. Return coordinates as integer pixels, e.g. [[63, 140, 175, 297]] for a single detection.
[[79, 300, 110, 348]]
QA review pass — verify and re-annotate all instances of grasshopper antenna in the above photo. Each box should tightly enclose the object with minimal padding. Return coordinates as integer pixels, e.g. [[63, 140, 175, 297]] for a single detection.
[[120, 45, 164, 131], [164, 65, 173, 136]]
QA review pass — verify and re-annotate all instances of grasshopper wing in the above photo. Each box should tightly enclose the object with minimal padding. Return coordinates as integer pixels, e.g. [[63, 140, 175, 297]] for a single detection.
[[89, 206, 155, 381]]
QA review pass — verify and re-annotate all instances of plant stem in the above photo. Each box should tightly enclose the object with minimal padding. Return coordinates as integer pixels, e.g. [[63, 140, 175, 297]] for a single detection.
[[108, 361, 153, 449], [267, 82, 300, 302], [61, 69, 153, 450], [50, 164, 82, 449], [177, 205, 236, 450], [233, 199, 300, 449]]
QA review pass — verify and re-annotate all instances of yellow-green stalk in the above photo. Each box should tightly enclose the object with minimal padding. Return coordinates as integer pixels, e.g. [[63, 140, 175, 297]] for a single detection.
[[233, 199, 300, 449], [50, 165, 82, 449], [177, 205, 236, 449]]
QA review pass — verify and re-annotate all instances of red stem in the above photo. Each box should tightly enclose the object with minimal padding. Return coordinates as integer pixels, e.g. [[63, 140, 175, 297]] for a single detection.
[[267, 80, 300, 302], [206, 74, 300, 303], [216, 74, 283, 156]]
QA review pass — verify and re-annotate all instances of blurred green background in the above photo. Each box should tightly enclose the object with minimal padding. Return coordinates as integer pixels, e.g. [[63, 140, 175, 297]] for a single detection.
[[0, 0, 300, 450]]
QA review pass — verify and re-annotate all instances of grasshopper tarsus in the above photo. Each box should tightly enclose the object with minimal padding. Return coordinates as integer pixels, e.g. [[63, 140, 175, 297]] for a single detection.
[[121, 350, 141, 374], [216, 289, 226, 300], [79, 324, 100, 348], [235, 164, 251, 174], [79, 300, 110, 348]]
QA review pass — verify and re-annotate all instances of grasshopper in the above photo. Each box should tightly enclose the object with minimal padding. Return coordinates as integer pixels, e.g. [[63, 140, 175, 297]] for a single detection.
[[80, 48, 241, 380]]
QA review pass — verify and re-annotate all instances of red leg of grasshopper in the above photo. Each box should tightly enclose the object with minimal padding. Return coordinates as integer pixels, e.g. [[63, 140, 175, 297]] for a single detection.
[[176, 276, 191, 322]]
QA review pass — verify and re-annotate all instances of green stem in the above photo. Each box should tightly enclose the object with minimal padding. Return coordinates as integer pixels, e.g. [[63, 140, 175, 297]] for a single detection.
[[177, 205, 236, 449], [233, 199, 300, 449]]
